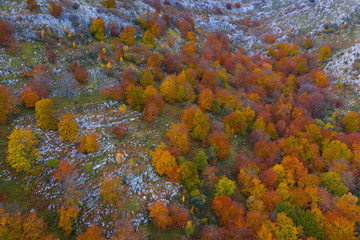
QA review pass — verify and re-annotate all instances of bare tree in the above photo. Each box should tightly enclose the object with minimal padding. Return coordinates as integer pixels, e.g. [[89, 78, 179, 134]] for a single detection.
[[57, 71, 77, 97]]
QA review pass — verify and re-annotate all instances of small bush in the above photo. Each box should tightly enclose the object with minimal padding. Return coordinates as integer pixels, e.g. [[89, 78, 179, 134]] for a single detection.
[[26, 0, 40, 11], [47, 158, 59, 168], [49, 1, 64, 18], [113, 122, 128, 138]]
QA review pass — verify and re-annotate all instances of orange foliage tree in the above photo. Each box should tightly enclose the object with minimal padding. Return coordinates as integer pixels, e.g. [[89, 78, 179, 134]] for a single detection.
[[120, 26, 135, 45], [0, 208, 50, 240], [0, 85, 16, 124], [198, 88, 214, 112], [149, 200, 173, 232], [166, 123, 190, 154], [212, 195, 245, 227], [77, 225, 104, 240], [168, 203, 189, 228], [58, 113, 79, 143], [342, 111, 360, 133], [223, 107, 255, 138], [35, 98, 58, 130], [99, 176, 128, 208], [151, 147, 179, 182], [303, 38, 314, 50], [79, 132, 99, 153], [182, 105, 210, 141], [207, 132, 231, 160], [20, 87, 40, 108], [142, 86, 164, 124], [310, 69, 329, 88]]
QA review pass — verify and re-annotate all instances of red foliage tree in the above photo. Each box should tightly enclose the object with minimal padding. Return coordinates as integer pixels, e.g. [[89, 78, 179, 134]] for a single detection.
[[49, 1, 64, 18]]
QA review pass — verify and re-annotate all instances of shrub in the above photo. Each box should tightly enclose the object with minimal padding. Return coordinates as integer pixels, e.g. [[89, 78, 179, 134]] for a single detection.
[[0, 19, 17, 49], [109, 22, 120, 36], [102, 0, 116, 8], [235, 3, 241, 8], [225, 3, 232, 10], [73, 65, 89, 83], [26, 0, 40, 11], [113, 122, 128, 138], [49, 1, 64, 18], [303, 38, 314, 50]]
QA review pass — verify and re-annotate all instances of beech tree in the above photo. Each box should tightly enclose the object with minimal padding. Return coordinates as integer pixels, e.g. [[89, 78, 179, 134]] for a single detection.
[[6, 128, 40, 173], [166, 123, 190, 154], [149, 200, 172, 232], [180, 161, 199, 192], [215, 176, 236, 196], [58, 205, 79, 237], [342, 111, 360, 133], [120, 26, 135, 45], [79, 132, 99, 153], [77, 225, 104, 240], [58, 113, 79, 143], [90, 18, 106, 41], [151, 147, 179, 182], [35, 98, 58, 130], [20, 88, 40, 108], [0, 85, 16, 124], [26, 0, 40, 11], [182, 105, 210, 141], [207, 132, 231, 160]]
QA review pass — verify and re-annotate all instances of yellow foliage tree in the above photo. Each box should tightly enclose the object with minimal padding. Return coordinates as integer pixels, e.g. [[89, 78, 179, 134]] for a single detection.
[[140, 68, 154, 87], [58, 113, 79, 143], [342, 111, 360, 133], [79, 132, 99, 153], [58, 205, 79, 237], [35, 98, 58, 130], [90, 18, 106, 41], [6, 128, 40, 173]]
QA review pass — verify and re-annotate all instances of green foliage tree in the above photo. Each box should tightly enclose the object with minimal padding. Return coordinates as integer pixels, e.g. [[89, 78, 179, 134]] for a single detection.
[[180, 161, 199, 192], [215, 176, 236, 196], [193, 150, 208, 171], [321, 171, 349, 196]]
